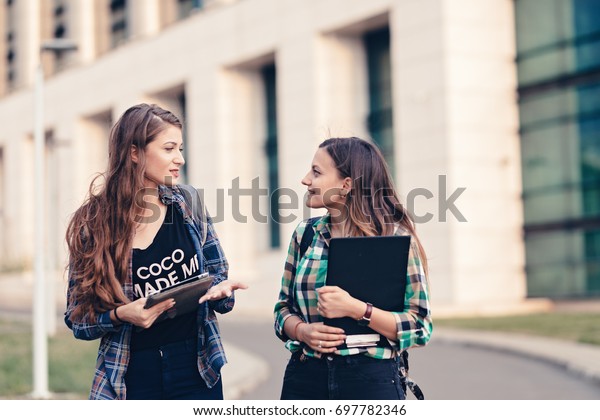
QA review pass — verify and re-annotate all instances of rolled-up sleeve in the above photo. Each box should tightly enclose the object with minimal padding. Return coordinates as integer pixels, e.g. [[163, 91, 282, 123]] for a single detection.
[[64, 268, 121, 341], [392, 241, 433, 350]]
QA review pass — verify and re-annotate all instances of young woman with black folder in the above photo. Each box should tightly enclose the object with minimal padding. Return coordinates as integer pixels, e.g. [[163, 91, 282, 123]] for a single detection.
[[274, 137, 432, 400], [65, 103, 247, 400]]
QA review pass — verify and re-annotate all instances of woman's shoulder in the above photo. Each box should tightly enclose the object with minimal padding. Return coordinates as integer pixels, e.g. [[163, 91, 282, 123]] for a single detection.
[[296, 215, 326, 232], [290, 215, 325, 242]]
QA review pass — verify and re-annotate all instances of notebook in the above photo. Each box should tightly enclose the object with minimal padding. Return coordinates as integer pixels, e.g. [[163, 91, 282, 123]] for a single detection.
[[323, 235, 411, 348]]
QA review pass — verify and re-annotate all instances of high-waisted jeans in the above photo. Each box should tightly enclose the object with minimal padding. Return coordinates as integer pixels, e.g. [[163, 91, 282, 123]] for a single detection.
[[280, 351, 405, 400], [124, 337, 223, 400]]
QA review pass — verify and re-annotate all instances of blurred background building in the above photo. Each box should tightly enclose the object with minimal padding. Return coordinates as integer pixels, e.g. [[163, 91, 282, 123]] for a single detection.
[[0, 0, 597, 318]]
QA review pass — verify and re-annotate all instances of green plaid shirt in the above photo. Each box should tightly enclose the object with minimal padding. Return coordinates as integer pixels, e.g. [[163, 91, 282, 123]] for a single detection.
[[274, 214, 432, 359]]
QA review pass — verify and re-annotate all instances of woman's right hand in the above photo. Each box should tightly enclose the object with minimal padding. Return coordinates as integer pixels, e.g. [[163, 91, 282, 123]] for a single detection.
[[114, 298, 175, 329], [297, 322, 346, 353]]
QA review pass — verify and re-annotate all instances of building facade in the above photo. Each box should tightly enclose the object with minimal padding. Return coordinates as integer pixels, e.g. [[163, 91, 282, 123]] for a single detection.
[[1, 0, 586, 317]]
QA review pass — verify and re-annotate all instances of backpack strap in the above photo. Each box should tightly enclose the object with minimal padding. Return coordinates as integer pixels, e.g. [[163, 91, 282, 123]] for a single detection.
[[177, 184, 208, 246], [299, 217, 320, 259], [398, 350, 425, 400]]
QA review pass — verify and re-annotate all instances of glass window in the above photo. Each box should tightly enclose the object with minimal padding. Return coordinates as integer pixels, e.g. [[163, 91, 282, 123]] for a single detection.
[[516, 0, 600, 298], [5, 0, 17, 90], [573, 0, 600, 37], [110, 0, 129, 48], [585, 229, 600, 293], [521, 123, 579, 194], [178, 0, 203, 20], [525, 230, 587, 297], [516, 0, 600, 85], [515, 0, 572, 55], [517, 47, 576, 86], [178, 92, 188, 184], [523, 188, 583, 225], [519, 88, 576, 131], [364, 27, 395, 174], [53, 0, 69, 71], [262, 64, 280, 249]]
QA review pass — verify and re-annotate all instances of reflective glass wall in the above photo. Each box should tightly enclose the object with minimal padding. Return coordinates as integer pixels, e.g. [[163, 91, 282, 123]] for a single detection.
[[516, 0, 600, 297]]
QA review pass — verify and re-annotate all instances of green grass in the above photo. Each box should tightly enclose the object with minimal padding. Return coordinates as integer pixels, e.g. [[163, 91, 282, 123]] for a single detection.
[[0, 319, 97, 398], [435, 312, 600, 346]]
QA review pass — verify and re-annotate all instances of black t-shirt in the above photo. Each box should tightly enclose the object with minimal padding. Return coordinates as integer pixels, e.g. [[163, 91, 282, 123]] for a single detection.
[[131, 204, 202, 351]]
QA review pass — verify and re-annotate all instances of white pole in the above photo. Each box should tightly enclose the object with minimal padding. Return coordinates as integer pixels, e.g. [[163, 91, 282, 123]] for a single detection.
[[46, 135, 57, 337], [32, 62, 50, 399]]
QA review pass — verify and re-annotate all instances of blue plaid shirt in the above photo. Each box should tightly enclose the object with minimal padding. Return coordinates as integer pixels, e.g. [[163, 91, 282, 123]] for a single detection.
[[64, 185, 233, 400]]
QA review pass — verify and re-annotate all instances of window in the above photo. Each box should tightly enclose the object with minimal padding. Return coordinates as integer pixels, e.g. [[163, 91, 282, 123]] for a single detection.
[[262, 64, 280, 249], [110, 0, 129, 48], [363, 27, 395, 174], [5, 0, 17, 90], [516, 0, 600, 297], [178, 91, 189, 183], [52, 0, 69, 70], [177, 0, 203, 20]]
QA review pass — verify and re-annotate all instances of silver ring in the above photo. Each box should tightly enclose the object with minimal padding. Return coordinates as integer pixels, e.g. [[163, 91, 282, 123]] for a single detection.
[[318, 340, 322, 348]]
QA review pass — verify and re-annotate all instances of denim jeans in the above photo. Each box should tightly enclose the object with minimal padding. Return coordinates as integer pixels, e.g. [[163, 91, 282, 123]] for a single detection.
[[280, 352, 405, 400], [124, 337, 223, 400]]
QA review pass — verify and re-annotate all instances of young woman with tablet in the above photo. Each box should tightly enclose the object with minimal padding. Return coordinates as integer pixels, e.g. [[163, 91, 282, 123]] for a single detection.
[[65, 103, 247, 400]]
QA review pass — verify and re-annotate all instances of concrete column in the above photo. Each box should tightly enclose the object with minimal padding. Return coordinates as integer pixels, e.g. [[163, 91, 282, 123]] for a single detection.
[[130, 0, 162, 40], [71, 0, 97, 62], [390, 0, 530, 314], [314, 32, 369, 141], [277, 21, 322, 234], [22, 0, 42, 88]]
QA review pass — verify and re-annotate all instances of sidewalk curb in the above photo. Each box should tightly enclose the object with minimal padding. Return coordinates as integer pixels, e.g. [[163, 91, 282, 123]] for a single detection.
[[434, 327, 600, 386], [221, 340, 270, 400]]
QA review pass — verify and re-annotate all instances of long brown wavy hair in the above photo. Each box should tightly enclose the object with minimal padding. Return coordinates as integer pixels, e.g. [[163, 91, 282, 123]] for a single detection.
[[320, 137, 428, 275], [65, 103, 182, 322]]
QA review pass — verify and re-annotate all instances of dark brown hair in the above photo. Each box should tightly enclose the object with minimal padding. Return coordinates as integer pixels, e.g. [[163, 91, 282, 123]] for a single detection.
[[65, 104, 182, 322], [320, 137, 428, 274]]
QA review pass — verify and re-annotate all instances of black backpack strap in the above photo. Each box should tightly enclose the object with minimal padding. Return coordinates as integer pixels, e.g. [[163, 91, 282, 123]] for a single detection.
[[299, 217, 320, 258], [398, 350, 425, 400]]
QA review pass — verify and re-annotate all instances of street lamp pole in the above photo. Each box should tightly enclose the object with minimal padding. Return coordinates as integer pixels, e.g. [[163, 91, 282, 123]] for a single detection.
[[32, 59, 48, 400], [31, 38, 77, 399]]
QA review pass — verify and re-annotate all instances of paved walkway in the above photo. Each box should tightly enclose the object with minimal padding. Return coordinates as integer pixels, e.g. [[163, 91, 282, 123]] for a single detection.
[[433, 327, 600, 387]]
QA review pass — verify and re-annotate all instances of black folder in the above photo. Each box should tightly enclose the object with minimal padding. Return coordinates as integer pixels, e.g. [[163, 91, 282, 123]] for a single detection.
[[323, 236, 411, 348]]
